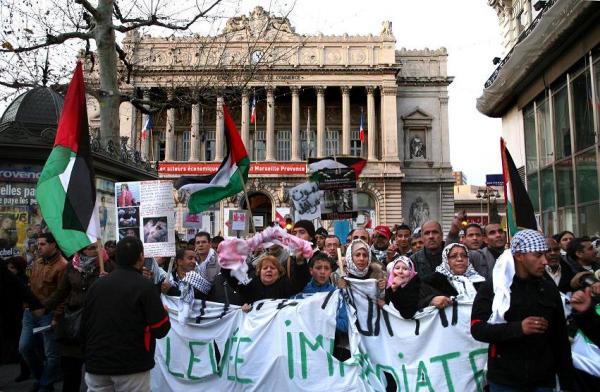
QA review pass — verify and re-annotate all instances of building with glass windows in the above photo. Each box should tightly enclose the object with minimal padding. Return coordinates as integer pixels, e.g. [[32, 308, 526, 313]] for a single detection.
[[478, 0, 600, 236], [103, 7, 455, 237]]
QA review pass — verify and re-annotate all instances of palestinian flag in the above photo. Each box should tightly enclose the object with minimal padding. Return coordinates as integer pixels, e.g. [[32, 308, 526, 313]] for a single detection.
[[308, 156, 367, 180], [36, 62, 100, 256], [174, 105, 250, 213], [500, 138, 538, 236]]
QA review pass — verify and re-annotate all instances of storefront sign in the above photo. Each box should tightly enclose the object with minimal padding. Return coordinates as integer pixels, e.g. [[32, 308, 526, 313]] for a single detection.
[[159, 162, 307, 176]]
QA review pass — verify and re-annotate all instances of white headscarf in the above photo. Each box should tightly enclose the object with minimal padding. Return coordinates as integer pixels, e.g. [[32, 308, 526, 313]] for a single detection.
[[436, 243, 485, 298], [345, 239, 371, 278]]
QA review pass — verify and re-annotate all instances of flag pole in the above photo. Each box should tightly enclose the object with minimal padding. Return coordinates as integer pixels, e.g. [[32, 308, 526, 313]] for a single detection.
[[96, 239, 105, 274], [237, 170, 256, 234]]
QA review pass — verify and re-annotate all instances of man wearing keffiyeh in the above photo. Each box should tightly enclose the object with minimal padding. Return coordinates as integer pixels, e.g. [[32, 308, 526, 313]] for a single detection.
[[470, 229, 574, 391]]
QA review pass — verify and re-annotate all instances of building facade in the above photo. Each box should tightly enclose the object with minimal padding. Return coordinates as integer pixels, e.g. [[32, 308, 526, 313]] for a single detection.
[[110, 7, 455, 236], [478, 0, 600, 236]]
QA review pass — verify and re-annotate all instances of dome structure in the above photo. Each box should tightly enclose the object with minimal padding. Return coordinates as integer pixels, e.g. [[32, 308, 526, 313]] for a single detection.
[[0, 87, 64, 132]]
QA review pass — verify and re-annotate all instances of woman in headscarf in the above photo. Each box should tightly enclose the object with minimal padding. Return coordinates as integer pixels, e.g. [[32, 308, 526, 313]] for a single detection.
[[419, 243, 485, 309], [337, 239, 386, 296], [44, 244, 112, 392], [385, 255, 420, 319]]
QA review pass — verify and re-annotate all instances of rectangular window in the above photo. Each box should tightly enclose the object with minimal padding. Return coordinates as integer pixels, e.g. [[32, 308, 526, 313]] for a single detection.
[[579, 203, 600, 237], [301, 130, 316, 160], [205, 130, 216, 161], [182, 131, 190, 161], [556, 159, 574, 207], [254, 130, 266, 161], [276, 130, 291, 161], [595, 57, 600, 132], [527, 173, 540, 212], [557, 207, 576, 234], [523, 105, 538, 173], [537, 97, 553, 167], [542, 210, 555, 239], [571, 69, 595, 152], [552, 84, 571, 159], [326, 129, 340, 156], [540, 167, 555, 211], [575, 149, 599, 204], [350, 128, 362, 156], [153, 131, 165, 161]]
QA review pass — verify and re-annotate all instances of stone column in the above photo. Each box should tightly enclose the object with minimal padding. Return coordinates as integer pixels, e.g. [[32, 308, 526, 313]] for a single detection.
[[215, 95, 224, 161], [291, 86, 301, 161], [381, 85, 399, 161], [241, 90, 250, 149], [165, 89, 175, 162], [189, 101, 200, 161], [266, 87, 276, 161], [316, 86, 326, 157], [141, 89, 151, 160], [367, 86, 377, 161], [341, 86, 351, 155], [130, 102, 138, 149]]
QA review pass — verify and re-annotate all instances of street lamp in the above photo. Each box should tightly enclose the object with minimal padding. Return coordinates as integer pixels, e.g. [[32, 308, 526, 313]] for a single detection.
[[476, 186, 501, 225]]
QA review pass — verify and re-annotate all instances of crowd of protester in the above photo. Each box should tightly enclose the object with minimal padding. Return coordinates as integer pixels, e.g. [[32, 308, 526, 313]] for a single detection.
[[1, 214, 600, 391]]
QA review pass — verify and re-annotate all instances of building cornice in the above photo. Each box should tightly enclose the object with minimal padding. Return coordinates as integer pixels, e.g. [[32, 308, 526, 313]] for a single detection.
[[477, 0, 600, 117]]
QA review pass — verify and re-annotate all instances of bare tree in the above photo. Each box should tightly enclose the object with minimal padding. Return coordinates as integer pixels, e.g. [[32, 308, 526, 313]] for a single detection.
[[1, 0, 295, 145]]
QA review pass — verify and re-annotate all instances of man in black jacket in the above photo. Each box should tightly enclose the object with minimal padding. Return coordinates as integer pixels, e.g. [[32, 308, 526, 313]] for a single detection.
[[82, 237, 170, 391], [471, 229, 573, 391]]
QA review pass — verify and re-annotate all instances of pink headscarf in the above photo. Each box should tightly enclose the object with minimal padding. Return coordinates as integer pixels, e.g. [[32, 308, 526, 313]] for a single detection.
[[386, 255, 416, 289]]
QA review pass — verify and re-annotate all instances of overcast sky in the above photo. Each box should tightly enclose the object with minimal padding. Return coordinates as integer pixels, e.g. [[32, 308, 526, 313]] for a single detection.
[[242, 0, 505, 185]]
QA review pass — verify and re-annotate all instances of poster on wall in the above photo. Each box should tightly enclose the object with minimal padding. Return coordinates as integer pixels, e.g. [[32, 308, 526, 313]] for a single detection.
[[0, 164, 44, 259], [115, 181, 176, 257]]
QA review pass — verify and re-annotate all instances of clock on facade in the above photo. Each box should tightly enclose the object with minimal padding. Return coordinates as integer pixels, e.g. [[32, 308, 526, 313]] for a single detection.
[[251, 50, 264, 64]]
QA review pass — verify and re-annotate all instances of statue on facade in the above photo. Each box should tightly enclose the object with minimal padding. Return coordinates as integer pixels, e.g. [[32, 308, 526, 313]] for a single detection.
[[410, 136, 425, 159], [381, 21, 393, 36], [409, 197, 430, 231]]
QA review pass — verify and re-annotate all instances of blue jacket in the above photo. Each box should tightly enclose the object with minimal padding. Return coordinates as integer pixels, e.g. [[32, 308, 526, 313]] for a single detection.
[[293, 279, 348, 332]]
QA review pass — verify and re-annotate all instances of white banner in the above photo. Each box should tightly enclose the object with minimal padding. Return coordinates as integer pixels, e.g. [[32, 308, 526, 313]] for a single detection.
[[152, 281, 489, 391]]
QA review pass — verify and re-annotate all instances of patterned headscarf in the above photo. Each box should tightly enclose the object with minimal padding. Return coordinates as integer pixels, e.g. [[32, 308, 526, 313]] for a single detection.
[[489, 229, 547, 324], [436, 243, 485, 297], [345, 239, 371, 278], [386, 255, 416, 289]]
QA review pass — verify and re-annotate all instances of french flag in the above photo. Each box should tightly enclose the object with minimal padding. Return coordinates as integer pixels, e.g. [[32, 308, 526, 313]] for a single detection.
[[250, 95, 257, 124], [359, 110, 365, 143], [141, 114, 153, 140]]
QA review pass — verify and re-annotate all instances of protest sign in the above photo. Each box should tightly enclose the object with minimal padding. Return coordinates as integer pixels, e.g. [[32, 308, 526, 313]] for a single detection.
[[115, 180, 176, 257], [152, 281, 489, 391], [316, 168, 357, 190], [321, 189, 358, 220], [290, 182, 322, 221]]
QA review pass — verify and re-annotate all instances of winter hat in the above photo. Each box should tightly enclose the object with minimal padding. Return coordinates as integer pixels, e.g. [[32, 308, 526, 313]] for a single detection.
[[293, 220, 316, 240]]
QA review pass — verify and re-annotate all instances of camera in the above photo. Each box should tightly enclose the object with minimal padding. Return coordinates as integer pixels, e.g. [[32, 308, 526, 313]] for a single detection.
[[578, 272, 600, 289]]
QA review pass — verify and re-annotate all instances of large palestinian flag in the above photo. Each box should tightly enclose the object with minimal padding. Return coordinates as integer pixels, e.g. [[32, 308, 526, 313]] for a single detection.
[[36, 62, 100, 256], [501, 138, 538, 236], [307, 156, 367, 181], [174, 105, 250, 213]]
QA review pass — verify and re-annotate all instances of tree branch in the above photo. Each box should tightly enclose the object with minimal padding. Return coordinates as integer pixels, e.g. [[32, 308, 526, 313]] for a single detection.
[[1, 31, 93, 53], [74, 0, 100, 20], [115, 42, 132, 84], [113, 0, 223, 33]]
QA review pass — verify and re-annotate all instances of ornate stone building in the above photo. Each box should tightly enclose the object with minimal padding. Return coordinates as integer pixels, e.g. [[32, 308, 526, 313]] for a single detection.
[[110, 7, 454, 236]]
